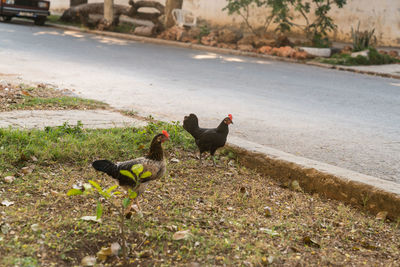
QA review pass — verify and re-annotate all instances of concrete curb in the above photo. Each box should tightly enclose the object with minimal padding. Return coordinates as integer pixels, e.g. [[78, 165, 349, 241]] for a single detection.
[[47, 23, 400, 80], [227, 137, 400, 220]]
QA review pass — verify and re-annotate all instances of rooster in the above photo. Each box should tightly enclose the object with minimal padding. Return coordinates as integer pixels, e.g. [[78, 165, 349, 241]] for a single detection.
[[92, 130, 169, 213], [183, 114, 233, 166]]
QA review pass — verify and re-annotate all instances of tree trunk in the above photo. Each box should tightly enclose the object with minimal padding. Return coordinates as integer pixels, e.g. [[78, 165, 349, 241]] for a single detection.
[[104, 0, 114, 26], [164, 0, 183, 28]]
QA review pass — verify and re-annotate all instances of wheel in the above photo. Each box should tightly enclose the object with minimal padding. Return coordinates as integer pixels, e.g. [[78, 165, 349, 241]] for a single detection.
[[34, 16, 46, 26]]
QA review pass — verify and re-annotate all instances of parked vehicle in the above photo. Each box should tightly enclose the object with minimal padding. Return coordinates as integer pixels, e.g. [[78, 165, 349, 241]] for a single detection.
[[0, 0, 50, 25]]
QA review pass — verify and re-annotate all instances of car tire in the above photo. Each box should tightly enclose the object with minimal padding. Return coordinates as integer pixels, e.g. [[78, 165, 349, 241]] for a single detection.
[[34, 16, 46, 26]]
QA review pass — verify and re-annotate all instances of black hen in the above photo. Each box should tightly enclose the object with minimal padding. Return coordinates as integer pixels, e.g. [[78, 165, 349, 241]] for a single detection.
[[92, 131, 169, 212], [183, 113, 233, 166]]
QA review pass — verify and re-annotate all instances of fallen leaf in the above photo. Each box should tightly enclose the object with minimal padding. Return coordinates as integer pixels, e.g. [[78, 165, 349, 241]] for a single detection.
[[80, 216, 102, 223], [1, 223, 11, 234], [4, 176, 15, 183], [172, 230, 191, 240], [1, 200, 14, 207], [376, 211, 388, 221], [81, 255, 96, 266], [264, 206, 272, 217], [170, 158, 180, 163], [260, 228, 279, 237], [111, 242, 121, 256], [31, 224, 40, 232], [303, 236, 320, 248], [138, 250, 153, 258], [291, 180, 302, 191], [97, 247, 112, 261]]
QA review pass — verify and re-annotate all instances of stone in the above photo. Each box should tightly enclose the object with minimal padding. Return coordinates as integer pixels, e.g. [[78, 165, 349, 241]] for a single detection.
[[341, 45, 352, 54], [351, 49, 369, 58], [217, 29, 239, 44], [134, 26, 155, 37], [389, 50, 399, 58], [158, 26, 183, 41], [258, 45, 272, 54], [201, 35, 217, 46], [275, 35, 293, 47], [291, 50, 310, 60], [277, 46, 295, 57], [187, 27, 201, 39], [237, 44, 254, 52], [237, 34, 257, 46], [253, 38, 275, 48], [217, 43, 236, 49]]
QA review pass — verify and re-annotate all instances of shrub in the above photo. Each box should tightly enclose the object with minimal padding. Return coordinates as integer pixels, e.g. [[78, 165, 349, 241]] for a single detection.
[[351, 22, 376, 52]]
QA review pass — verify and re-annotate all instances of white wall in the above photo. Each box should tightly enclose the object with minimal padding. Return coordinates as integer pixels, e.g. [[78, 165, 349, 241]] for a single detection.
[[49, 0, 400, 47]]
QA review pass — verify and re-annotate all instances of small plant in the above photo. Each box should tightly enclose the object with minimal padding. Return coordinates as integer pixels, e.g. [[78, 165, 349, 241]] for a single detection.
[[223, 0, 347, 46], [197, 24, 211, 42], [351, 22, 376, 52], [67, 164, 151, 265], [223, 0, 291, 36]]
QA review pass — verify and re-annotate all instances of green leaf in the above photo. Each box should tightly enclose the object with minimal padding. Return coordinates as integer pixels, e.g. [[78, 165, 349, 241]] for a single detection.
[[88, 180, 103, 193], [120, 170, 135, 180], [129, 190, 138, 200], [140, 171, 152, 179], [131, 164, 143, 177], [67, 189, 83, 196], [123, 198, 130, 208], [96, 202, 103, 220], [112, 191, 122, 195], [106, 185, 118, 194]]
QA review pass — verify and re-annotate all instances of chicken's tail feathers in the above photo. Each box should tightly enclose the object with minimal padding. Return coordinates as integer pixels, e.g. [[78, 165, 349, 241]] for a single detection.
[[92, 160, 118, 178], [183, 113, 200, 138]]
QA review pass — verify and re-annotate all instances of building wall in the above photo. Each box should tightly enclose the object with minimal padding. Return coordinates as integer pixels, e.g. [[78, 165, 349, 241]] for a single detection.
[[49, 0, 400, 47]]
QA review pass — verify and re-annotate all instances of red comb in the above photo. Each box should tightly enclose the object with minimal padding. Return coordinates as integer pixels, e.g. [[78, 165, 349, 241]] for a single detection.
[[228, 114, 233, 121], [162, 130, 169, 138]]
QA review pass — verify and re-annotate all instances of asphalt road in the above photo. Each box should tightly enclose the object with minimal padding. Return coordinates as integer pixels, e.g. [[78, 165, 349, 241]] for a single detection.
[[1, 21, 400, 182]]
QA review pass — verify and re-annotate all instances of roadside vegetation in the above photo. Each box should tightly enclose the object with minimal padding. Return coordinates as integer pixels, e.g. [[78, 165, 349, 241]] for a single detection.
[[318, 48, 400, 66], [1, 115, 400, 265], [0, 83, 108, 111]]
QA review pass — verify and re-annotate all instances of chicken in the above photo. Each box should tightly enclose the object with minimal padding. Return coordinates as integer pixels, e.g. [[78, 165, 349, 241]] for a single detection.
[[183, 113, 233, 166], [92, 130, 169, 213]]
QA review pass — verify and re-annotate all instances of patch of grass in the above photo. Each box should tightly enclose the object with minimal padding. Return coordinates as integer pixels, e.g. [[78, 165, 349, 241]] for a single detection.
[[1, 83, 108, 111], [113, 22, 136, 34], [318, 48, 400, 66], [9, 96, 107, 110], [46, 14, 83, 28], [1, 122, 399, 266]]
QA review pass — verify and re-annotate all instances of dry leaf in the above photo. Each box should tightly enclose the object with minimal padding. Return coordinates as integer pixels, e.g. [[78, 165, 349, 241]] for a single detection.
[[80, 216, 102, 223], [111, 242, 121, 256], [4, 176, 15, 183], [291, 180, 302, 191], [1, 200, 14, 207], [31, 224, 40, 232], [303, 236, 320, 248], [172, 230, 191, 240], [81, 255, 96, 266], [97, 247, 112, 261], [376, 211, 388, 221], [264, 206, 272, 217]]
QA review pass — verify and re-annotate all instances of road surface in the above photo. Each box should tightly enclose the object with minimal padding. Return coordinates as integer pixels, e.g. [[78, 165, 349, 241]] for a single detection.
[[1, 21, 399, 182]]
